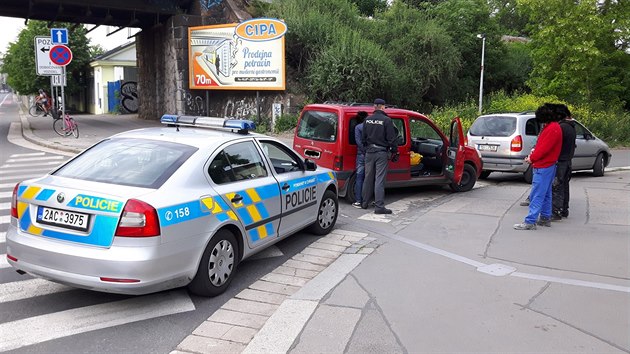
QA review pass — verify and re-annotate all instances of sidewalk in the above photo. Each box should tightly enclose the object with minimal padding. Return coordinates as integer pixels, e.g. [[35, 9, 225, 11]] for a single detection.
[[15, 106, 630, 353]]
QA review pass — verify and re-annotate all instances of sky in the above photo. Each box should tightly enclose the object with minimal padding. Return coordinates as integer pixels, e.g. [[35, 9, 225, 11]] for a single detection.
[[0, 16, 138, 55]]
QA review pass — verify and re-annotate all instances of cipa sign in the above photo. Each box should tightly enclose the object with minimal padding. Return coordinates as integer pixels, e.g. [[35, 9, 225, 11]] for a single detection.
[[188, 18, 286, 90]]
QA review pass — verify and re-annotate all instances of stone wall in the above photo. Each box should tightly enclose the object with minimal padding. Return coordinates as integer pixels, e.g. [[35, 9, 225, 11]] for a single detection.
[[135, 0, 300, 126]]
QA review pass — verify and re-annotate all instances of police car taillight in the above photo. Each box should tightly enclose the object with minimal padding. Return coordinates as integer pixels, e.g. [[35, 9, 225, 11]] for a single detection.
[[115, 199, 160, 237], [11, 184, 19, 218]]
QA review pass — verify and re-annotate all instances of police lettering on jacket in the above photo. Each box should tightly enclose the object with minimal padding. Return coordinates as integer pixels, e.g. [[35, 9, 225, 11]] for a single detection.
[[365, 119, 384, 125]]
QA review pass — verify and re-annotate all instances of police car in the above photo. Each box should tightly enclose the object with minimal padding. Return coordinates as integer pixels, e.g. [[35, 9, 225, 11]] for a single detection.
[[7, 115, 338, 297]]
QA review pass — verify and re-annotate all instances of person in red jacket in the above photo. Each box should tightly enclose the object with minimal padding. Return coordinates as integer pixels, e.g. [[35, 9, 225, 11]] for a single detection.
[[514, 104, 563, 230]]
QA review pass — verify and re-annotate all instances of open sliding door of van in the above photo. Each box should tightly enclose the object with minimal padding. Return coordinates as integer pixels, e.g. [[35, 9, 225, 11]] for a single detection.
[[445, 117, 465, 184]]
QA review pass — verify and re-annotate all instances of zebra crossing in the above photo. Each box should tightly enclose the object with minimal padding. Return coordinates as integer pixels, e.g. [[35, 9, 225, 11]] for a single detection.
[[0, 151, 196, 352]]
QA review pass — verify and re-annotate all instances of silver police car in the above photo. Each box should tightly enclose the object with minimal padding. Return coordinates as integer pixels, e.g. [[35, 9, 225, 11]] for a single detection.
[[7, 116, 338, 297]]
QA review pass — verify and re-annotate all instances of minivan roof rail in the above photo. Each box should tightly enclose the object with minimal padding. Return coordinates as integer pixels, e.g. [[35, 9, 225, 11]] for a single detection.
[[518, 110, 536, 115]]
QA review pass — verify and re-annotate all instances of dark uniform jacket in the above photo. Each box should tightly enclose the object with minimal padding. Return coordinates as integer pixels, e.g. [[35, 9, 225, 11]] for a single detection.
[[558, 119, 576, 162], [361, 110, 398, 154]]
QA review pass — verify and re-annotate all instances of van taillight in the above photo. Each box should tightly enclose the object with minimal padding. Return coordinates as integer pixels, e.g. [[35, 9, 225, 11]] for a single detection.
[[333, 156, 343, 171], [511, 135, 523, 152], [115, 199, 160, 237], [11, 184, 19, 218]]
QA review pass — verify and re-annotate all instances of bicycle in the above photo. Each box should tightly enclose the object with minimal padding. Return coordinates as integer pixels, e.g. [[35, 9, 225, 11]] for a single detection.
[[53, 110, 79, 138], [28, 102, 48, 117]]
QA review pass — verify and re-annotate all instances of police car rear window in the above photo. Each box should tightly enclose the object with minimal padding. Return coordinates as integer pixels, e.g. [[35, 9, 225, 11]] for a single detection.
[[53, 138, 197, 188], [297, 111, 338, 142], [469, 116, 517, 137]]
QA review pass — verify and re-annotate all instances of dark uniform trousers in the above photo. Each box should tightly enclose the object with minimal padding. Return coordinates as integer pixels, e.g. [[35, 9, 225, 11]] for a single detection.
[[362, 151, 388, 209], [552, 160, 571, 216]]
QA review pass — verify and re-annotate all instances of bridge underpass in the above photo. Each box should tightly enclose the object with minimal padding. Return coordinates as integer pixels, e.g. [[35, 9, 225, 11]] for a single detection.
[[1, 0, 292, 121]]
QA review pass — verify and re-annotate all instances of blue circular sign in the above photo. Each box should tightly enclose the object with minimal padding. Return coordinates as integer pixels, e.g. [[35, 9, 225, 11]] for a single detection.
[[49, 45, 73, 66]]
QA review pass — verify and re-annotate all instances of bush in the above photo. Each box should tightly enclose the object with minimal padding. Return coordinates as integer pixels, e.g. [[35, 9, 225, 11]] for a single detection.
[[274, 114, 298, 133]]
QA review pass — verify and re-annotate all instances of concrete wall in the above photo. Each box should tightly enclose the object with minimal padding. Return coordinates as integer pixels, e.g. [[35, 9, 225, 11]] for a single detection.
[[135, 1, 300, 127]]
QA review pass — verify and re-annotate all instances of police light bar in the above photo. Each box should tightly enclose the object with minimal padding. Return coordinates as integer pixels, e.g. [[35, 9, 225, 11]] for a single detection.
[[160, 115, 256, 134]]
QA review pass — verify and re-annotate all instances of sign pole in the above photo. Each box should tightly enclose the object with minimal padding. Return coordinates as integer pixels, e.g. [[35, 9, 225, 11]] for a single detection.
[[61, 66, 66, 119], [49, 77, 53, 116]]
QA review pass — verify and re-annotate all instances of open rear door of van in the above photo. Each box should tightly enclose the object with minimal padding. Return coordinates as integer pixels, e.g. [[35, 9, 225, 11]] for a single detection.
[[445, 117, 465, 185]]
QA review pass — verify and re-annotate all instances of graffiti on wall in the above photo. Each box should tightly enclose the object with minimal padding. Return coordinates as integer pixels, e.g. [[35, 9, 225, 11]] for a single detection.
[[200, 0, 222, 11], [224, 98, 258, 119], [120, 81, 138, 114], [178, 89, 206, 116]]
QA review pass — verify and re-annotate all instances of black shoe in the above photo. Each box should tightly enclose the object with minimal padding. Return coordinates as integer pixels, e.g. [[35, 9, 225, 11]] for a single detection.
[[551, 213, 562, 221], [561, 210, 569, 218], [536, 217, 551, 227], [361, 203, 368, 209], [374, 207, 392, 214]]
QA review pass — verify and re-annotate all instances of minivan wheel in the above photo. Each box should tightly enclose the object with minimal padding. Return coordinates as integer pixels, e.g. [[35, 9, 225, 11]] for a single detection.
[[523, 166, 533, 184], [450, 164, 477, 192], [345, 174, 357, 204], [479, 170, 491, 179], [309, 190, 338, 235], [188, 229, 239, 297], [592, 153, 605, 177]]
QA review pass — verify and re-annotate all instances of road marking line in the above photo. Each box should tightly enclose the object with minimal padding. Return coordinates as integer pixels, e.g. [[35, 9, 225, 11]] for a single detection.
[[9, 152, 46, 158], [0, 167, 56, 175], [6, 156, 65, 163], [0, 215, 10, 224], [0, 278, 73, 303], [0, 254, 9, 268], [0, 290, 196, 352], [1, 161, 64, 168], [511, 272, 630, 293], [0, 232, 5, 243]]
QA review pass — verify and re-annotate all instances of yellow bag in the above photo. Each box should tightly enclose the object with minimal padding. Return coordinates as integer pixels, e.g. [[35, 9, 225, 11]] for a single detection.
[[410, 152, 423, 166]]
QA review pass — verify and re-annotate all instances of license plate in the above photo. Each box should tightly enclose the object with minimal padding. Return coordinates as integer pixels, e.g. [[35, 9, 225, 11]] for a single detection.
[[37, 206, 90, 232], [477, 144, 498, 152]]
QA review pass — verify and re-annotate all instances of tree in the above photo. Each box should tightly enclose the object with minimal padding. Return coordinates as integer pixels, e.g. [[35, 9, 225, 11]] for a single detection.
[[350, 0, 388, 17], [2, 21, 93, 95], [519, 0, 630, 109]]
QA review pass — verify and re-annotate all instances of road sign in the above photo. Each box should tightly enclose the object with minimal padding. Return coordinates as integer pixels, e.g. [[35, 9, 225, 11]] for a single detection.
[[52, 74, 66, 87], [51, 28, 68, 45], [49, 45, 73, 66], [34, 36, 62, 75]]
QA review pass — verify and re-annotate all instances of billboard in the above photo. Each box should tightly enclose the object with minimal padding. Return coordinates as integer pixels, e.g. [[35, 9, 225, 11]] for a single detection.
[[188, 18, 286, 90]]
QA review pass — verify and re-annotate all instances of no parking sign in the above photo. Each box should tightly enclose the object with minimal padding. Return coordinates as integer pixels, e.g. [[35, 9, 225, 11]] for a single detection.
[[49, 45, 73, 66]]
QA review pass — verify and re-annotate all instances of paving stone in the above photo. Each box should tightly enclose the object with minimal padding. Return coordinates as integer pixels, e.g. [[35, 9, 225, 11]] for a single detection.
[[353, 238, 371, 246], [322, 233, 344, 241], [208, 309, 269, 329], [302, 247, 341, 259], [223, 298, 279, 316], [358, 247, 375, 254], [222, 326, 258, 344], [261, 272, 310, 287], [282, 259, 326, 272], [292, 253, 334, 266], [310, 241, 347, 253], [295, 268, 319, 279], [290, 305, 361, 353], [330, 229, 368, 238], [272, 265, 297, 276], [178, 335, 245, 354], [192, 321, 233, 338], [364, 236, 377, 242], [315, 238, 352, 248], [249, 280, 300, 296], [344, 247, 360, 254], [342, 235, 365, 242], [236, 288, 287, 305]]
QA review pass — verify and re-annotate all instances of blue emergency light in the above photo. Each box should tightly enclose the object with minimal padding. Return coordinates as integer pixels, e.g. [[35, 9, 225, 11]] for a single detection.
[[160, 115, 256, 134]]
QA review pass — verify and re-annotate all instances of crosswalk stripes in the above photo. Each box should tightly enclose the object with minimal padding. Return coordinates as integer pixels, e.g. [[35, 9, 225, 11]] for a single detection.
[[0, 151, 198, 352]]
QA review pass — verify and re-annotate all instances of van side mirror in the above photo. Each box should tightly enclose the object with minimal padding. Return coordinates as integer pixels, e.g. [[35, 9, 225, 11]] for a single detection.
[[305, 159, 317, 171]]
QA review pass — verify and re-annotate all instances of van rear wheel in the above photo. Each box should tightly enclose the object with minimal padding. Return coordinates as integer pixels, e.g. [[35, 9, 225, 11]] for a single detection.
[[450, 164, 477, 192], [345, 175, 357, 204]]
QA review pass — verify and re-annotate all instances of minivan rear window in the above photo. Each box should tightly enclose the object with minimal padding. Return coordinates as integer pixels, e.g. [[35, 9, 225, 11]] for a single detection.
[[53, 138, 197, 188], [297, 111, 338, 142], [469, 116, 517, 137]]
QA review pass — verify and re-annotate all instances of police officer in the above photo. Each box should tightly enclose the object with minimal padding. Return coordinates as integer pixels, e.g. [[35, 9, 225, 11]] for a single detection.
[[361, 98, 398, 214]]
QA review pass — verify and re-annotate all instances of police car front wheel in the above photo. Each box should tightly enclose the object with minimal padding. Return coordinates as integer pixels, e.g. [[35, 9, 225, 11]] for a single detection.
[[188, 229, 239, 297], [309, 190, 338, 235]]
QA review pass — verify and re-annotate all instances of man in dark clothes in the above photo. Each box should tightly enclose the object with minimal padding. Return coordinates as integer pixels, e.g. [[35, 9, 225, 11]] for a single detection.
[[552, 104, 576, 220], [361, 98, 398, 214]]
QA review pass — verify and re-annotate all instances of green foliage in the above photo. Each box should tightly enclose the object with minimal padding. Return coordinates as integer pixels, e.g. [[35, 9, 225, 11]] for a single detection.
[[274, 114, 299, 133], [350, 0, 387, 16], [2, 21, 94, 95], [255, 119, 269, 134]]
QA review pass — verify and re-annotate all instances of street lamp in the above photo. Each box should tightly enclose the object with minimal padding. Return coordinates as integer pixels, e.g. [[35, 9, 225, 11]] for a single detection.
[[477, 33, 486, 115]]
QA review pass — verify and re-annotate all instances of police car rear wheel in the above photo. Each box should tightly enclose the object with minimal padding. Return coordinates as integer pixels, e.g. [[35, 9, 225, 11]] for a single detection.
[[310, 190, 338, 235], [188, 229, 239, 297]]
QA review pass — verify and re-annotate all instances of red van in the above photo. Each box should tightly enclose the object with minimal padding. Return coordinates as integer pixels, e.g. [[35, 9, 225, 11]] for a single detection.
[[292, 103, 483, 202]]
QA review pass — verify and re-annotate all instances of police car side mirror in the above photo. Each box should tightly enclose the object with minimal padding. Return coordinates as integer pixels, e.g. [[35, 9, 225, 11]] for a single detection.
[[305, 159, 317, 171]]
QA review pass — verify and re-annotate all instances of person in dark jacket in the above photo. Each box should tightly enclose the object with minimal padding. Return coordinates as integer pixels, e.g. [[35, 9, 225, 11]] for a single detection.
[[514, 104, 563, 230], [361, 98, 398, 214], [352, 111, 368, 208], [551, 104, 576, 220]]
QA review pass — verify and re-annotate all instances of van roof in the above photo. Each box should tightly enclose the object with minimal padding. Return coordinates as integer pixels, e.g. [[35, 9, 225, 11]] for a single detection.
[[303, 103, 427, 118]]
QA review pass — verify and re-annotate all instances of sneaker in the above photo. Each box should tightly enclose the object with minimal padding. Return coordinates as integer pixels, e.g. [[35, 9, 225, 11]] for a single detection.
[[551, 213, 562, 221], [519, 199, 530, 206], [374, 207, 392, 214], [513, 223, 536, 230], [352, 202, 362, 209], [536, 217, 551, 227]]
